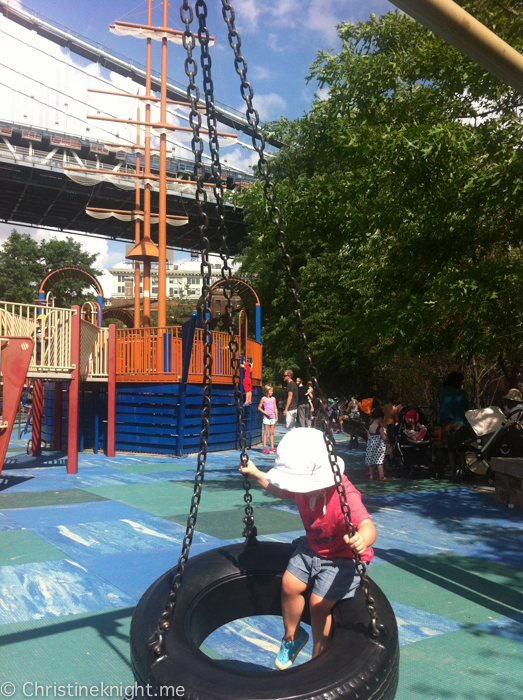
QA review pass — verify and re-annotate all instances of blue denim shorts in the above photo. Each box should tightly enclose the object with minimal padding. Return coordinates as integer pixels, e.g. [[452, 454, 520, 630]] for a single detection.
[[287, 537, 369, 601]]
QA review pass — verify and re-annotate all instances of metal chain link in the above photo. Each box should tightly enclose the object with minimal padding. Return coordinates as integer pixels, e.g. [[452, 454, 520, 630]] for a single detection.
[[195, 0, 256, 542], [220, 0, 379, 637], [151, 0, 215, 656]]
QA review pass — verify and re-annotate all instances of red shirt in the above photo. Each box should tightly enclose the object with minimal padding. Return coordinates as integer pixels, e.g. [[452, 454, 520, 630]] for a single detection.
[[282, 475, 374, 562]]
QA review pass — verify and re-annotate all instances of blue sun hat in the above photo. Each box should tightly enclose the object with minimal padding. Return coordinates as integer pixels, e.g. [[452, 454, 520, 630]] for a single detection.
[[265, 428, 344, 493]]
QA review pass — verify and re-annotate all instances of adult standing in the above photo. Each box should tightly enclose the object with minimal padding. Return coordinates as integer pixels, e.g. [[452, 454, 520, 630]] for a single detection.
[[382, 393, 402, 444], [296, 378, 310, 428], [440, 371, 470, 480], [283, 370, 299, 430]]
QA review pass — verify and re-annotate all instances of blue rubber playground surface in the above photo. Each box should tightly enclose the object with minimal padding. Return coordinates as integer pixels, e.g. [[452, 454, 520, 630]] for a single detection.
[[1, 426, 522, 698]]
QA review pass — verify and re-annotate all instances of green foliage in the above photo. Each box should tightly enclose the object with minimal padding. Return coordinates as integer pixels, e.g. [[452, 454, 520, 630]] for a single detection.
[[0, 231, 43, 304], [235, 2, 523, 397], [0, 229, 101, 308]]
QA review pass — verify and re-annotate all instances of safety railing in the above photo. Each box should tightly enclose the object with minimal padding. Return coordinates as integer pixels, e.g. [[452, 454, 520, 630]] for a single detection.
[[116, 326, 262, 385], [116, 327, 183, 381], [0, 301, 73, 373], [246, 338, 262, 384], [85, 327, 109, 379], [188, 329, 240, 383]]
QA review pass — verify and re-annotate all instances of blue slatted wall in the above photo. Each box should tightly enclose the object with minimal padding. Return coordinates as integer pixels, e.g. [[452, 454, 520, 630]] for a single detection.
[[42, 382, 262, 456]]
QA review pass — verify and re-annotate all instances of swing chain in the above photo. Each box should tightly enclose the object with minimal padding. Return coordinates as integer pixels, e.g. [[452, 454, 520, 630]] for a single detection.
[[151, 0, 214, 656], [221, 0, 380, 637], [195, 0, 256, 541]]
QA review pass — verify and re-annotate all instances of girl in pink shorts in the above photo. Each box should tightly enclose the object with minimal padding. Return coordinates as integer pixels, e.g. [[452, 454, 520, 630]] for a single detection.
[[258, 384, 278, 454]]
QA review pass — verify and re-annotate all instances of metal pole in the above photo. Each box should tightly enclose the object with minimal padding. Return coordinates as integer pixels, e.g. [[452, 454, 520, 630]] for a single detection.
[[143, 0, 153, 328], [135, 104, 142, 329], [157, 0, 168, 330], [67, 306, 81, 474], [390, 0, 523, 95], [107, 324, 116, 458], [31, 379, 43, 457]]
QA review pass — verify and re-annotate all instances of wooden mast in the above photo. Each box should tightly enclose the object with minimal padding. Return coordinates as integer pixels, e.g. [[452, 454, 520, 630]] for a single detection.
[[157, 0, 169, 331], [134, 104, 142, 329], [142, 0, 153, 328]]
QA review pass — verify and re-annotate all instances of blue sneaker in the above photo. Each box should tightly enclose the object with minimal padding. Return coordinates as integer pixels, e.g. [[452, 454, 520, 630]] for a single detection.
[[274, 628, 309, 670]]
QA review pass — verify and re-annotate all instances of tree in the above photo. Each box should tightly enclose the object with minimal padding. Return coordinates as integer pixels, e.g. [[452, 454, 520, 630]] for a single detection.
[[235, 2, 523, 399], [0, 230, 101, 308], [0, 230, 44, 303], [41, 237, 101, 308]]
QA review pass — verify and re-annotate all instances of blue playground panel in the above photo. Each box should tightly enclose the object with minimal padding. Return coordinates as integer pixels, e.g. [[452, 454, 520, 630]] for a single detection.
[[41, 383, 263, 456]]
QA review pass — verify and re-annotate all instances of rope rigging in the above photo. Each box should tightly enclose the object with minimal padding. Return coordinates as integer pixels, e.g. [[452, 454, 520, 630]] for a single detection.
[[0, 24, 269, 169]]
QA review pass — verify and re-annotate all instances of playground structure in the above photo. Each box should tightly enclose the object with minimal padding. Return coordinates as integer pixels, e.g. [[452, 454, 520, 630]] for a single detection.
[[0, 2, 520, 700], [0, 268, 262, 474], [0, 270, 263, 471]]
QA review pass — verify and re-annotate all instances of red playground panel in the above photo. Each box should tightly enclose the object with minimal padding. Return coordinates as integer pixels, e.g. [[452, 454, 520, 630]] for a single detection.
[[0, 336, 34, 475]]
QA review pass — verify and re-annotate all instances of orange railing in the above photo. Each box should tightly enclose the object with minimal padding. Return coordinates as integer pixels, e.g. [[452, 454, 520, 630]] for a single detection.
[[188, 329, 242, 383], [116, 327, 182, 381], [246, 338, 262, 384], [116, 325, 262, 385]]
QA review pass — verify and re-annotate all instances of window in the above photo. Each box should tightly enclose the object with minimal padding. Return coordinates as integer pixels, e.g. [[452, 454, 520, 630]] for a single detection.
[[215, 300, 221, 308], [152, 287, 158, 294], [118, 275, 124, 282], [118, 286, 124, 294]]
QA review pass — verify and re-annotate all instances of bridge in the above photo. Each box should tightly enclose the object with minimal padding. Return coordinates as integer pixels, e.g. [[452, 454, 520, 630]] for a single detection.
[[0, 0, 265, 254], [0, 119, 247, 253]]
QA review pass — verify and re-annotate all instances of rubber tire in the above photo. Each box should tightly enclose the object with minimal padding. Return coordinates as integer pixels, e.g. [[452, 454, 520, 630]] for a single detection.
[[131, 542, 399, 700]]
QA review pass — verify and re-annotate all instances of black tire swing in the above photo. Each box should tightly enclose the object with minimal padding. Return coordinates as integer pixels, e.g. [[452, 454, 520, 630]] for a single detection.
[[130, 3, 400, 698]]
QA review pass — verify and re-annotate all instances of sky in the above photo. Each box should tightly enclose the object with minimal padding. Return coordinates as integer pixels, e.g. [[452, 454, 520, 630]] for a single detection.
[[0, 0, 395, 295]]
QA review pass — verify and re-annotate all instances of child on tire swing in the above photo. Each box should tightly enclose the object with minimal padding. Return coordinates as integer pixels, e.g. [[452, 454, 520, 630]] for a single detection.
[[240, 427, 376, 670]]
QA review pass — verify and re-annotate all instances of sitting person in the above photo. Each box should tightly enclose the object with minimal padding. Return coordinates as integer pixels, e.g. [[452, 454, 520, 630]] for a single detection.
[[404, 410, 427, 442], [339, 394, 360, 433], [240, 428, 376, 668], [503, 388, 523, 422]]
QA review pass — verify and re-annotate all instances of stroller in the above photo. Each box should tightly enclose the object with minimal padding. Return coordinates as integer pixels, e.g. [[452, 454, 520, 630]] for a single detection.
[[391, 406, 442, 478], [459, 406, 523, 482]]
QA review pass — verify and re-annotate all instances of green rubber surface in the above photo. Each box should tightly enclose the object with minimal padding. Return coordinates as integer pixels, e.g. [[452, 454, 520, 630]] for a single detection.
[[0, 490, 109, 510], [397, 624, 523, 700], [167, 504, 303, 539], [371, 554, 523, 624], [83, 482, 281, 517], [0, 530, 67, 567], [108, 462, 192, 474], [0, 607, 135, 697]]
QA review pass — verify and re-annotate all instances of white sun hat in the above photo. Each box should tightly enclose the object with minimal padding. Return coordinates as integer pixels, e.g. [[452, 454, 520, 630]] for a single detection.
[[265, 428, 344, 493]]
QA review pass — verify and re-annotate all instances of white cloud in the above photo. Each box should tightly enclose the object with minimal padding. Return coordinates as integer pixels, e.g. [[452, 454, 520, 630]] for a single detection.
[[232, 0, 343, 45], [233, 0, 261, 31], [267, 33, 284, 53], [302, 1, 344, 43], [251, 66, 272, 81], [252, 93, 287, 121], [220, 146, 258, 175]]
